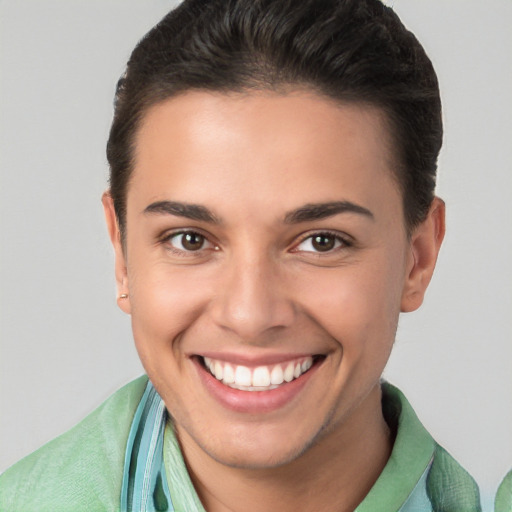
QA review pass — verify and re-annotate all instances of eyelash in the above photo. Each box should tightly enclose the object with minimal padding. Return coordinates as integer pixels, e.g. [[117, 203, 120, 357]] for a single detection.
[[158, 229, 352, 256], [159, 230, 216, 257], [292, 230, 352, 255]]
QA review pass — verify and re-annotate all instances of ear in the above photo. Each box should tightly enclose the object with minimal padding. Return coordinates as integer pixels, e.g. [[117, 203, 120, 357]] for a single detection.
[[102, 191, 131, 315], [401, 197, 446, 313]]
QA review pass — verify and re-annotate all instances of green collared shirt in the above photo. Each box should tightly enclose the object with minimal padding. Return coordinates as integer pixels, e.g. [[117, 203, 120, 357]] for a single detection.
[[0, 376, 481, 511]]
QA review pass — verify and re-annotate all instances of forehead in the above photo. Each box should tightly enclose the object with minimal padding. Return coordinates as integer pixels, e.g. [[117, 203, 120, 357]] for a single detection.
[[129, 90, 401, 221]]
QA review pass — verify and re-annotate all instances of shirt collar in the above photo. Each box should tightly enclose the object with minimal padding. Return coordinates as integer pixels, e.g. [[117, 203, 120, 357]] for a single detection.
[[355, 381, 436, 511]]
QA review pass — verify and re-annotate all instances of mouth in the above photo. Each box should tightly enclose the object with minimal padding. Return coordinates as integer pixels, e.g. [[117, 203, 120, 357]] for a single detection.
[[200, 355, 318, 391], [192, 353, 325, 413]]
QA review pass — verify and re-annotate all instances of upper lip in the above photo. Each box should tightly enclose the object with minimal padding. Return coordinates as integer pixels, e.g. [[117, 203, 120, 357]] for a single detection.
[[192, 352, 323, 367]]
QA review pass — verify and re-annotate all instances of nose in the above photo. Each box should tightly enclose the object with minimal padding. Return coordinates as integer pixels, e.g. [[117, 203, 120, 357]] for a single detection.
[[209, 252, 296, 342]]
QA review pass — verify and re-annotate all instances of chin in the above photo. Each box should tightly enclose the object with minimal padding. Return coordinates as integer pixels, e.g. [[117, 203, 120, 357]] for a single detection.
[[204, 440, 312, 470], [184, 418, 327, 471]]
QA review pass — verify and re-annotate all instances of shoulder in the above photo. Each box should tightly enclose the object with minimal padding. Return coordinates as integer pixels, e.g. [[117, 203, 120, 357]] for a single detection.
[[495, 469, 512, 512], [377, 382, 481, 511], [427, 444, 481, 511], [0, 375, 148, 512]]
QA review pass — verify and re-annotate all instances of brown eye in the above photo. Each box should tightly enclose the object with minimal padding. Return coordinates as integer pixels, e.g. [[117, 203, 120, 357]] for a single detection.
[[311, 234, 336, 252], [181, 232, 205, 251], [167, 231, 212, 253], [295, 232, 346, 254]]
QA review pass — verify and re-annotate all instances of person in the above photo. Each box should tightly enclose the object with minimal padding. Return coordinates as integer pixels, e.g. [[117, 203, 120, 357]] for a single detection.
[[0, 0, 485, 510]]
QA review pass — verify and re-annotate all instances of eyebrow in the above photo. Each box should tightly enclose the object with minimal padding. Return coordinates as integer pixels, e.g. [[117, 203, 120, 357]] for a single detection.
[[143, 199, 373, 225], [284, 201, 374, 223], [143, 201, 220, 223]]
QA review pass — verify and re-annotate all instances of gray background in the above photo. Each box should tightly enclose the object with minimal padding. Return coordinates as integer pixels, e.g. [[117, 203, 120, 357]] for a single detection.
[[1, 0, 511, 507]]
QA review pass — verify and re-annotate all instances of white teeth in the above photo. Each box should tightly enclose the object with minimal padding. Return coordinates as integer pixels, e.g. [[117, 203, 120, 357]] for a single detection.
[[270, 365, 284, 385], [283, 362, 295, 382], [235, 365, 252, 387], [203, 356, 315, 391], [214, 361, 223, 380], [228, 383, 280, 391], [252, 366, 270, 387], [222, 363, 235, 384], [302, 359, 312, 372]]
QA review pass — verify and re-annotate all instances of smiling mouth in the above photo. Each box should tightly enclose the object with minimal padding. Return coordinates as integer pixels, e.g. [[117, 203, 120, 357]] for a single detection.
[[199, 355, 323, 391]]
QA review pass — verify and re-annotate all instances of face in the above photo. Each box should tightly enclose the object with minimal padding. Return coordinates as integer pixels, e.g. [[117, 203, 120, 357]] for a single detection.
[[104, 90, 444, 469]]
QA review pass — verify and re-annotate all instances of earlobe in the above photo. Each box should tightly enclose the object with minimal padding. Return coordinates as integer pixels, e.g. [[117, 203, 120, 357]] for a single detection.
[[401, 197, 446, 313], [102, 191, 131, 315]]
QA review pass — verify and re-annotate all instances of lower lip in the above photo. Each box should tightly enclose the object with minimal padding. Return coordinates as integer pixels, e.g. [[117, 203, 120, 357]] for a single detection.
[[194, 358, 322, 414]]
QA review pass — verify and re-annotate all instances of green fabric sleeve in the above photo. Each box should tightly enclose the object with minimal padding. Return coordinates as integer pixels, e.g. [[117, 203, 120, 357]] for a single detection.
[[495, 469, 512, 512], [426, 445, 482, 512], [0, 376, 148, 512]]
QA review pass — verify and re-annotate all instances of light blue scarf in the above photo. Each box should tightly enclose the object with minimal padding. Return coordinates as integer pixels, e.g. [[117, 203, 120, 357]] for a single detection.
[[121, 381, 172, 512]]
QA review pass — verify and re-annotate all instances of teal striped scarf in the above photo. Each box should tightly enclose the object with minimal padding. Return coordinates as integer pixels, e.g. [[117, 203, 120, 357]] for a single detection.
[[121, 382, 172, 512]]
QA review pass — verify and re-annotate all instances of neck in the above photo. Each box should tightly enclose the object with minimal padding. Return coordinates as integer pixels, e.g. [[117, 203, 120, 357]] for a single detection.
[[178, 383, 392, 512]]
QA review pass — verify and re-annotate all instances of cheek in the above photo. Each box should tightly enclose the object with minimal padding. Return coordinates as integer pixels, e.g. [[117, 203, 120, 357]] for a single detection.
[[126, 260, 212, 359], [295, 259, 404, 354]]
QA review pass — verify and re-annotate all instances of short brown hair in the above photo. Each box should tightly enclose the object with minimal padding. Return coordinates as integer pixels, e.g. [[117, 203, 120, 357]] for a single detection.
[[107, 0, 442, 238]]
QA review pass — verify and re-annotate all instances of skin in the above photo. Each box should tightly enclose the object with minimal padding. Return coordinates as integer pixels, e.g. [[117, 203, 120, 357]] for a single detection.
[[103, 90, 445, 511]]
